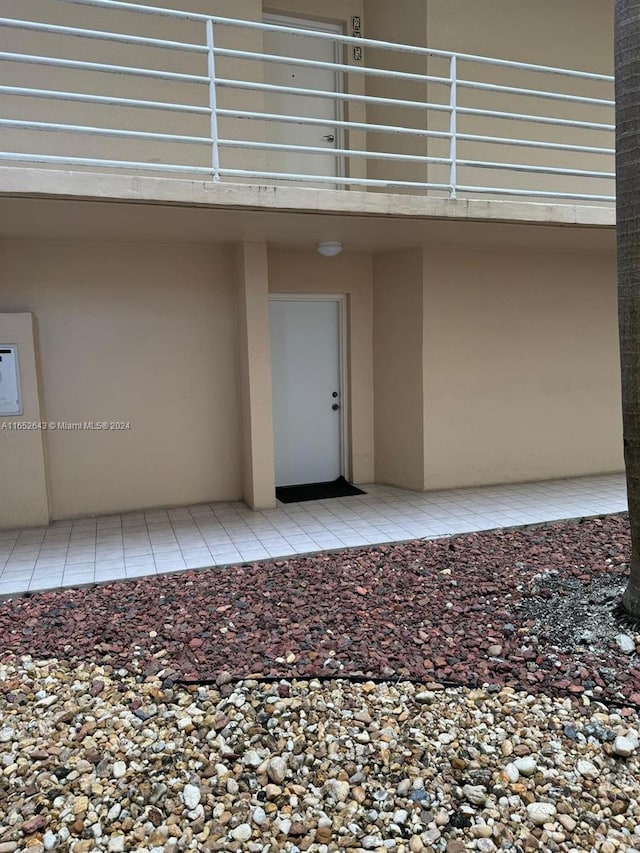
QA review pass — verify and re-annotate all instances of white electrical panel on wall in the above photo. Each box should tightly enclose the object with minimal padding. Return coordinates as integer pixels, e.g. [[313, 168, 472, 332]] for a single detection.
[[0, 345, 22, 416]]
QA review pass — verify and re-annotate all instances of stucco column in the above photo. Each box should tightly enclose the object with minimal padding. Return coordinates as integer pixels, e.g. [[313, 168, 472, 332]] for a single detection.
[[373, 249, 427, 491], [235, 242, 276, 510], [0, 312, 50, 528]]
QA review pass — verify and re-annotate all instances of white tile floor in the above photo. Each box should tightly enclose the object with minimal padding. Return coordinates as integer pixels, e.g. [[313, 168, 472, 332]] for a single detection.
[[0, 473, 627, 597]]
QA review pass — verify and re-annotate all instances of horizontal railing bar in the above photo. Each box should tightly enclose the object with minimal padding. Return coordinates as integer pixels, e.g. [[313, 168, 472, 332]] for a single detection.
[[458, 77, 613, 107], [0, 66, 610, 136], [458, 132, 614, 155], [0, 151, 215, 174], [457, 105, 614, 131], [216, 77, 449, 112], [220, 69, 615, 107], [59, 0, 614, 82], [58, 0, 213, 24], [214, 47, 613, 104], [0, 84, 614, 143], [459, 158, 614, 179], [219, 139, 452, 165], [453, 57, 612, 83], [0, 150, 453, 190], [0, 85, 211, 114], [457, 184, 615, 202], [219, 168, 452, 190], [2, 15, 447, 90], [216, 109, 452, 139], [0, 118, 209, 145], [212, 47, 450, 87], [219, 141, 614, 174], [219, 106, 613, 138], [0, 123, 613, 169], [0, 17, 207, 53], [0, 51, 209, 83], [217, 77, 614, 122]]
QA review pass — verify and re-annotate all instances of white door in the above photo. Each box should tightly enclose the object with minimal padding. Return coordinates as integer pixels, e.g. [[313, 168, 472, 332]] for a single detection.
[[270, 298, 343, 486], [263, 16, 342, 185]]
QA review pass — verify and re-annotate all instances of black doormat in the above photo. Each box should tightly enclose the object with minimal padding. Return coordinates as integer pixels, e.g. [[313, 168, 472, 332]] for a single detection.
[[276, 476, 366, 503]]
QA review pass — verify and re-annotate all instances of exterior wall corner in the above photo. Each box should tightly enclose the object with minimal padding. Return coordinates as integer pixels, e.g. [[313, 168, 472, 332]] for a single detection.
[[235, 241, 277, 510]]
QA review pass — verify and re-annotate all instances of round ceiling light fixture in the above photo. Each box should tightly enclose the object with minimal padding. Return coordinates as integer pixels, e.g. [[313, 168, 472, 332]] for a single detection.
[[317, 241, 343, 257]]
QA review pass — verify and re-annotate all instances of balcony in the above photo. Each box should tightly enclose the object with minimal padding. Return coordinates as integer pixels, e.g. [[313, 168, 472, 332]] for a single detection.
[[0, 0, 615, 209]]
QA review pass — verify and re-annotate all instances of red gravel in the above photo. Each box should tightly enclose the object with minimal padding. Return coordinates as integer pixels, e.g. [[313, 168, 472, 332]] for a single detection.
[[1, 514, 639, 704]]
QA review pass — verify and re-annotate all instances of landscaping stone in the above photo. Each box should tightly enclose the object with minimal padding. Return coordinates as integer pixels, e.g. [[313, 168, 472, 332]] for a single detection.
[[0, 515, 638, 704], [1, 515, 640, 851], [513, 756, 537, 777], [613, 735, 637, 757], [616, 633, 636, 654], [526, 802, 557, 826], [0, 656, 633, 850]]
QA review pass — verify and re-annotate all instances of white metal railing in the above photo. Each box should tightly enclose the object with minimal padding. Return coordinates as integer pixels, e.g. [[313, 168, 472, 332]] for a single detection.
[[0, 0, 616, 204]]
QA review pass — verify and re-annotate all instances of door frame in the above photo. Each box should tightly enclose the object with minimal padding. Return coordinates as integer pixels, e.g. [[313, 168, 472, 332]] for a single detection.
[[262, 12, 346, 182], [269, 292, 350, 481]]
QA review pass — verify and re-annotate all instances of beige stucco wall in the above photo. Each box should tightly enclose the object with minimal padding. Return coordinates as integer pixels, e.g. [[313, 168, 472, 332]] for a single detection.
[[373, 249, 426, 490], [268, 0, 362, 26], [422, 244, 623, 488], [372, 240, 621, 492], [425, 0, 613, 71], [364, 0, 431, 192], [362, 0, 430, 190], [363, 0, 614, 201], [1, 0, 266, 176], [0, 312, 50, 528], [423, 0, 614, 200], [268, 248, 374, 483], [0, 240, 242, 519]]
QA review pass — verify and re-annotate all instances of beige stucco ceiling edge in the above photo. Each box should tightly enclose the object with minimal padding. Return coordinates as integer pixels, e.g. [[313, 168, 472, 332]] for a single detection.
[[0, 167, 616, 229]]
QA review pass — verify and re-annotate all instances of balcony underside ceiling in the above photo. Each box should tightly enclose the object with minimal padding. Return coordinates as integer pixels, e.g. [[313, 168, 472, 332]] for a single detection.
[[0, 168, 615, 253]]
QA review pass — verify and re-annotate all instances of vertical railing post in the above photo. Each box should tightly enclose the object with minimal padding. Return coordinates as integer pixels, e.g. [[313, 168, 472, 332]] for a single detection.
[[448, 54, 457, 199], [206, 18, 221, 182]]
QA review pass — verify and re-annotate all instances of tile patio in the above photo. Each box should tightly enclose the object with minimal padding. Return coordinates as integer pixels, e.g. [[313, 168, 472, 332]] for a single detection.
[[0, 473, 627, 597]]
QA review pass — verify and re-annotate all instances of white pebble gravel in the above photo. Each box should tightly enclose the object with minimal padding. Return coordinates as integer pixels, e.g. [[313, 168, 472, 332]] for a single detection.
[[526, 801, 557, 826], [229, 823, 252, 842], [111, 760, 126, 779], [576, 758, 599, 779], [614, 735, 637, 757], [182, 784, 201, 810], [1, 655, 640, 853], [615, 633, 636, 654], [505, 762, 520, 783], [513, 756, 537, 777]]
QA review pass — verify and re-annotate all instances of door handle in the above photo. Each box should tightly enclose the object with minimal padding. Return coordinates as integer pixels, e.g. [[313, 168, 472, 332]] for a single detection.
[[323, 134, 335, 142], [332, 403, 340, 410]]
